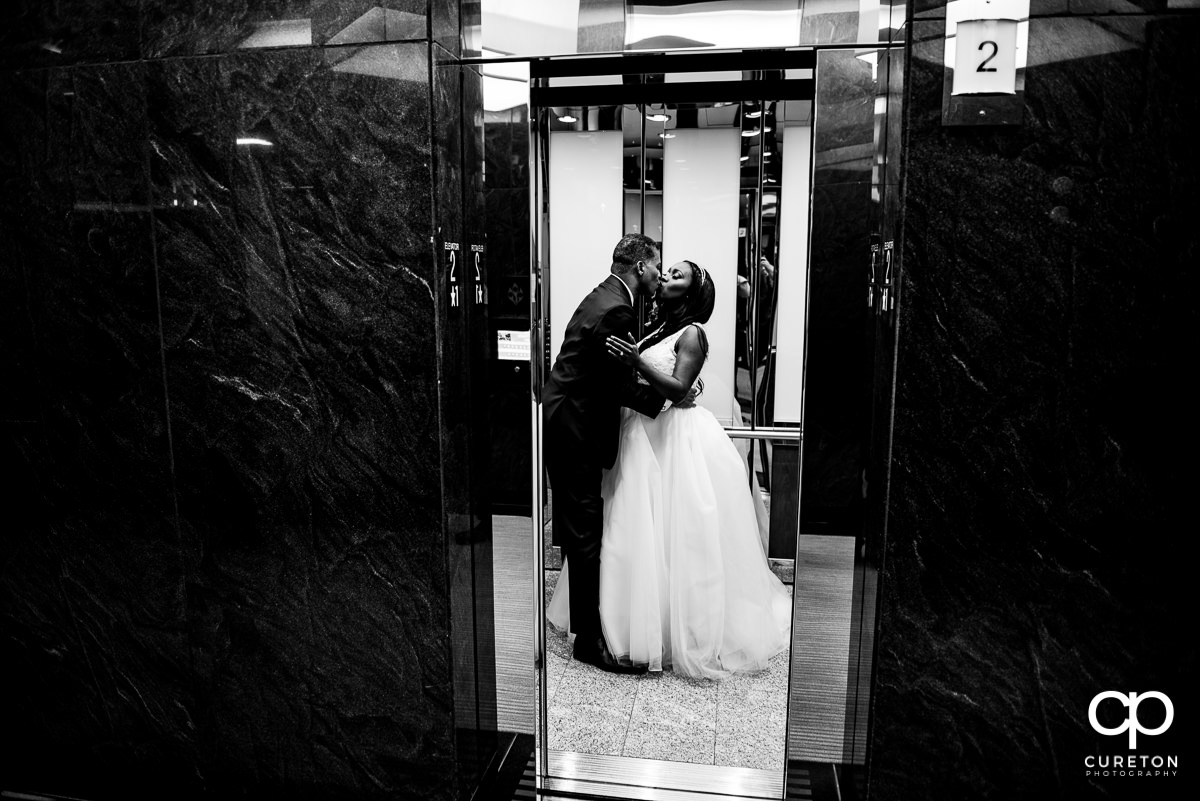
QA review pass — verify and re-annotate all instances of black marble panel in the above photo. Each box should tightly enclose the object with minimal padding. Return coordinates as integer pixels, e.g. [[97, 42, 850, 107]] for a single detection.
[[1068, 0, 1178, 13], [0, 0, 140, 69], [142, 0, 430, 57], [0, 69, 70, 339], [812, 50, 878, 186], [463, 0, 483, 57], [432, 0, 461, 58], [794, 0, 906, 44], [317, 0, 430, 45], [873, 14, 1199, 801], [881, 47, 903, 189], [798, 0, 863, 46], [910, 0, 950, 18], [0, 63, 195, 797], [147, 43, 453, 799], [911, 0, 1179, 18], [143, 0, 315, 57]]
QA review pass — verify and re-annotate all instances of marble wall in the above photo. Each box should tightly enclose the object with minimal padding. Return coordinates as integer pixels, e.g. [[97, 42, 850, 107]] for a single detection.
[[875, 6, 1198, 800], [0, 3, 495, 800]]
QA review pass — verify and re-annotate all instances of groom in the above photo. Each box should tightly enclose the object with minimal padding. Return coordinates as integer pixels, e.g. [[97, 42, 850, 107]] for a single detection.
[[543, 233, 666, 674]]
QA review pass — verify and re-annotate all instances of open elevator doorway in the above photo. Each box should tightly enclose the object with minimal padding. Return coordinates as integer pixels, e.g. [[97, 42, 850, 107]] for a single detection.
[[489, 45, 902, 801]]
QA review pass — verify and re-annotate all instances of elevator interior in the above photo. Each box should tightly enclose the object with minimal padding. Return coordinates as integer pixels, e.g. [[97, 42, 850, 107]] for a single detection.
[[510, 44, 903, 799]]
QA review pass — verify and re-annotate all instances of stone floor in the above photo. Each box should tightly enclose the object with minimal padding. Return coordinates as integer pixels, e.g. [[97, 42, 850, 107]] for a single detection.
[[543, 570, 792, 771]]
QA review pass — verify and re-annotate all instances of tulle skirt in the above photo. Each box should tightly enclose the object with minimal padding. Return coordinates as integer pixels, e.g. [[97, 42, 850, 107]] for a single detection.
[[548, 404, 792, 679]]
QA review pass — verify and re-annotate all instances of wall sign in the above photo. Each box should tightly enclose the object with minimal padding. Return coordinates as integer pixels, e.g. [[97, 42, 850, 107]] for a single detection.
[[942, 0, 1029, 126], [445, 241, 460, 307], [471, 244, 487, 305], [952, 18, 1018, 96], [881, 240, 895, 313], [497, 330, 530, 362]]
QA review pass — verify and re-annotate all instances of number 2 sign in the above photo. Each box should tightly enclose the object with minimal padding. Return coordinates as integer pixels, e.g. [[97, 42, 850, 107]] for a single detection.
[[952, 18, 1018, 96], [942, 0, 1028, 126]]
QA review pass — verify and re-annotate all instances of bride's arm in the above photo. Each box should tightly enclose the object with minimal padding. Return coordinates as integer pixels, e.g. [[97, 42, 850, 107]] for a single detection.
[[606, 326, 705, 404]]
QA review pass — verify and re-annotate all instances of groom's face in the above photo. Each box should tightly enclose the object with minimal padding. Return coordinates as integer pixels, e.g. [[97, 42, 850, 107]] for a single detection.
[[635, 250, 662, 298]]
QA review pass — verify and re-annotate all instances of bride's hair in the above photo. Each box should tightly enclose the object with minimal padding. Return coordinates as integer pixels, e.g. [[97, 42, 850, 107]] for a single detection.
[[640, 259, 716, 354]]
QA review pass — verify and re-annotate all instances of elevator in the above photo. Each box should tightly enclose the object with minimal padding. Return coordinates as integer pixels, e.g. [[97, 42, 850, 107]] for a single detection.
[[504, 43, 904, 800]]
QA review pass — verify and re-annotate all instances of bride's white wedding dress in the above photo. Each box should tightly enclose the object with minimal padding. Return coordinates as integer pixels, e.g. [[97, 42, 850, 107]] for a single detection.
[[548, 324, 793, 679]]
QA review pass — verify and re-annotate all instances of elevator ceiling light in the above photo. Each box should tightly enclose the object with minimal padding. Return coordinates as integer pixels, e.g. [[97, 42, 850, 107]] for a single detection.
[[659, 132, 675, 139], [236, 137, 274, 147], [646, 112, 671, 122], [745, 109, 762, 118], [740, 155, 750, 161], [741, 129, 760, 137], [557, 114, 577, 123]]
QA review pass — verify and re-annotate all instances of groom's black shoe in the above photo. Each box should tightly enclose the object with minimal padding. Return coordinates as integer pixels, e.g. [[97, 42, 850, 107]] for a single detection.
[[573, 637, 648, 675]]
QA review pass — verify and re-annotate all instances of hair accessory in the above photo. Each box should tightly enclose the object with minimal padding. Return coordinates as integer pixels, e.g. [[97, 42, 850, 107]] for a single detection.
[[697, 265, 707, 286]]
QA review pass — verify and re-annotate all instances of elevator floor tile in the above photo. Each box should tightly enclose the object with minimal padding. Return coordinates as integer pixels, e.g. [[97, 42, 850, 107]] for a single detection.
[[493, 515, 854, 772]]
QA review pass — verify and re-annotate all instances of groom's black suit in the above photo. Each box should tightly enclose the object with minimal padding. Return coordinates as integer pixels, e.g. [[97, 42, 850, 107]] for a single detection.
[[543, 275, 664, 659]]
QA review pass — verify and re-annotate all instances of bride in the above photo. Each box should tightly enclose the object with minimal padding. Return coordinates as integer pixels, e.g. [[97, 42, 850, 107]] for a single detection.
[[548, 260, 792, 679]]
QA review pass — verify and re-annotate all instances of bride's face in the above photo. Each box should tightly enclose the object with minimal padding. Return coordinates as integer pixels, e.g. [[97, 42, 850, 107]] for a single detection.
[[658, 262, 695, 301]]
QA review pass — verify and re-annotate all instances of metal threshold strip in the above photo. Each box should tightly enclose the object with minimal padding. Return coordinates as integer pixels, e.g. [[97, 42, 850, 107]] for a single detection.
[[543, 751, 787, 800], [723, 427, 802, 441]]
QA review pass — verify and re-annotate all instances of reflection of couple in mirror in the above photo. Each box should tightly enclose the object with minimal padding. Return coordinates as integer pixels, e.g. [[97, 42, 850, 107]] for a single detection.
[[543, 233, 791, 680]]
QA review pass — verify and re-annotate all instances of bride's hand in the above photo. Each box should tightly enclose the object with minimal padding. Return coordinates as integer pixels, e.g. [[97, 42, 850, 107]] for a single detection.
[[605, 333, 640, 367]]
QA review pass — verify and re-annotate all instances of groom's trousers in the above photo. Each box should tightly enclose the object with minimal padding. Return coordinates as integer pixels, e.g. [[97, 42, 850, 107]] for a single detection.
[[545, 437, 604, 647]]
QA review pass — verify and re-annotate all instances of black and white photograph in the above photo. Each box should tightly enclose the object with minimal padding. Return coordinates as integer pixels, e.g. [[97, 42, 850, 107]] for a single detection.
[[2, 2, 1195, 801]]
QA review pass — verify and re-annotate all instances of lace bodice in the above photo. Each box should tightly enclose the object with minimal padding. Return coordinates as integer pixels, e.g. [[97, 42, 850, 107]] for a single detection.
[[636, 324, 703, 385]]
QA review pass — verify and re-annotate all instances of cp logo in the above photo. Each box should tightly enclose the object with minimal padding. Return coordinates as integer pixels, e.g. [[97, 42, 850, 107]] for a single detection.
[[1088, 691, 1174, 749]]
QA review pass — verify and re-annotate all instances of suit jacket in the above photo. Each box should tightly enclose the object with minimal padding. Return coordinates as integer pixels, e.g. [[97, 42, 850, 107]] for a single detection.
[[542, 275, 664, 469]]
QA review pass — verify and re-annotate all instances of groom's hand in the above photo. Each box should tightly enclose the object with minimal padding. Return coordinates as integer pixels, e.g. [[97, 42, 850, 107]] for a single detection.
[[676, 378, 703, 408]]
